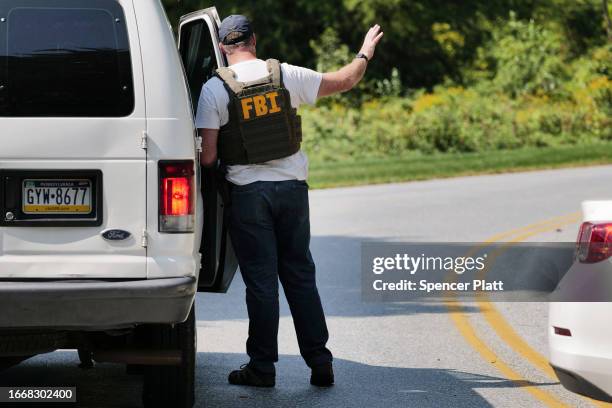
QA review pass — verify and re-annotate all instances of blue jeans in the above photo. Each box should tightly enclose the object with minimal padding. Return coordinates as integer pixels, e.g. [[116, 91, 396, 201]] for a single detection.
[[229, 180, 333, 374]]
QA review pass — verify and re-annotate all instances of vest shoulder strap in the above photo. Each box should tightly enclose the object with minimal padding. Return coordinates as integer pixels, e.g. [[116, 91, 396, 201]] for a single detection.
[[216, 59, 283, 95], [265, 59, 282, 87], [215, 67, 244, 94]]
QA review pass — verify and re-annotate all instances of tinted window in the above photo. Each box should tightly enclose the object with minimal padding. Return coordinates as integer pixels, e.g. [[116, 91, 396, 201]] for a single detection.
[[179, 20, 218, 111], [0, 0, 134, 117]]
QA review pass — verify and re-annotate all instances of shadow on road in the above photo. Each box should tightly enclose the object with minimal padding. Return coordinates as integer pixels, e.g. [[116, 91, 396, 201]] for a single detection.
[[0, 351, 558, 408], [0, 235, 490, 407], [197, 235, 480, 321]]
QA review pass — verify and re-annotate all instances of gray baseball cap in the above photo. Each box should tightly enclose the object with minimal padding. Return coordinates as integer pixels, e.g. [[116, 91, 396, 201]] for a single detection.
[[218, 15, 253, 45]]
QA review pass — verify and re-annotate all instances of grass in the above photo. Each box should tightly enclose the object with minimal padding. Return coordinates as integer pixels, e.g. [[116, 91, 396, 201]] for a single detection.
[[308, 143, 612, 189]]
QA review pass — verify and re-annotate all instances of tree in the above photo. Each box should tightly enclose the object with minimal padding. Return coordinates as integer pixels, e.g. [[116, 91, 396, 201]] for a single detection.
[[161, 0, 609, 92], [603, 0, 612, 40]]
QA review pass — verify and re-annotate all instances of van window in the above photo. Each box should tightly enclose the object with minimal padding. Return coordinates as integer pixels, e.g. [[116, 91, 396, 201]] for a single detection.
[[0, 0, 134, 117], [179, 20, 218, 111]]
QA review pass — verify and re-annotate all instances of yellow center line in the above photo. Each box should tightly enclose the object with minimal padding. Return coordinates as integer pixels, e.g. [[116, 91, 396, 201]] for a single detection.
[[476, 218, 581, 380], [474, 217, 612, 408], [446, 213, 582, 407], [481, 213, 581, 244], [448, 303, 569, 407], [449, 212, 612, 408]]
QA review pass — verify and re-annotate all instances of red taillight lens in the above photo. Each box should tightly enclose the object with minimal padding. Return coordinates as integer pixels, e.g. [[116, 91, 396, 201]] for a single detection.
[[576, 222, 612, 263], [159, 161, 194, 233], [162, 177, 190, 216]]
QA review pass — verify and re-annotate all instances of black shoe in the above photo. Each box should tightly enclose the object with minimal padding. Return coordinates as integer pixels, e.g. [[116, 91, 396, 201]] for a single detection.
[[228, 364, 275, 388], [310, 362, 334, 387]]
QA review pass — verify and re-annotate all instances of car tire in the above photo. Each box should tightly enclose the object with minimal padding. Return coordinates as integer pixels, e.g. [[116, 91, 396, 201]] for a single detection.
[[142, 305, 196, 408]]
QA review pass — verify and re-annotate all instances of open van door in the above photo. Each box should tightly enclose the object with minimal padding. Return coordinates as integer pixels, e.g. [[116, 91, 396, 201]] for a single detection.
[[178, 8, 239, 293]]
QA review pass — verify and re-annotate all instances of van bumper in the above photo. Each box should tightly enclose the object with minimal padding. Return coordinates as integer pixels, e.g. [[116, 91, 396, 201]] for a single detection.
[[0, 277, 197, 330]]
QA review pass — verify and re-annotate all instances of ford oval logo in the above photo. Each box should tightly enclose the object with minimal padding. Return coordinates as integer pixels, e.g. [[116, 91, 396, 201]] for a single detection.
[[102, 229, 131, 241]]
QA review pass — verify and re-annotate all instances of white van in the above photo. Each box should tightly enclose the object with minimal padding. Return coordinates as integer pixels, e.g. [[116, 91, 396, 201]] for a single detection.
[[0, 1, 235, 406]]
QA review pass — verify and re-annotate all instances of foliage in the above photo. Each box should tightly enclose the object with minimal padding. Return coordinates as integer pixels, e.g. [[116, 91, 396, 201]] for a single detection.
[[488, 12, 569, 98], [300, 38, 611, 162], [162, 0, 609, 87], [163, 0, 606, 88], [161, 0, 612, 163]]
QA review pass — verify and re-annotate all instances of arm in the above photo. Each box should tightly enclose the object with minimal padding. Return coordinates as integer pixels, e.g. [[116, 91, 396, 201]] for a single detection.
[[198, 128, 219, 167], [317, 24, 384, 98], [318, 59, 368, 98]]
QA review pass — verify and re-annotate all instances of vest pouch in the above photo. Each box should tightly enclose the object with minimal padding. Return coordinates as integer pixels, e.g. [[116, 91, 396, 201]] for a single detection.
[[240, 108, 296, 163]]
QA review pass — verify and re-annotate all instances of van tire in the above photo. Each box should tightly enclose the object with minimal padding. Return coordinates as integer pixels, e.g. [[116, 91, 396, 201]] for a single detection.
[[142, 306, 196, 408]]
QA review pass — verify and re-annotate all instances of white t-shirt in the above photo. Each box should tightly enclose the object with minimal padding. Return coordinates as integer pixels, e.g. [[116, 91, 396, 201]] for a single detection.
[[195, 59, 322, 186]]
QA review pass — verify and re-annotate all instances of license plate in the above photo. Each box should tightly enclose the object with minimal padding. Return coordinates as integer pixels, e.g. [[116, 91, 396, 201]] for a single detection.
[[22, 179, 92, 214]]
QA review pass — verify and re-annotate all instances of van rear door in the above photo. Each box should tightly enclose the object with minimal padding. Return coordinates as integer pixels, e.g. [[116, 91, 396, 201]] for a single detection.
[[0, 0, 146, 278], [178, 7, 239, 293]]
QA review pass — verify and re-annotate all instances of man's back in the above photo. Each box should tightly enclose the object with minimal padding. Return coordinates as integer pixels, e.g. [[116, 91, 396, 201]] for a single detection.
[[195, 14, 382, 388], [195, 58, 322, 185]]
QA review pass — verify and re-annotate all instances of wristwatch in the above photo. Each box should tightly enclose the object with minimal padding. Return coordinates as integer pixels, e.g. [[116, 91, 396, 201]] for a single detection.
[[356, 53, 369, 63]]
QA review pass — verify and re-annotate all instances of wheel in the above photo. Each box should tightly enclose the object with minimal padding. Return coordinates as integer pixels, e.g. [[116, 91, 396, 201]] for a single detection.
[[142, 306, 196, 408], [77, 348, 94, 369]]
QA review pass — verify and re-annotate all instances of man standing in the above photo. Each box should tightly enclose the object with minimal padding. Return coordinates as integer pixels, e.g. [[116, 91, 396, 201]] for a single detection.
[[196, 15, 383, 387]]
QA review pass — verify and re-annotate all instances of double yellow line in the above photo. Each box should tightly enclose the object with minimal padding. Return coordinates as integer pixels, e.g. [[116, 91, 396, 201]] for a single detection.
[[446, 212, 612, 407]]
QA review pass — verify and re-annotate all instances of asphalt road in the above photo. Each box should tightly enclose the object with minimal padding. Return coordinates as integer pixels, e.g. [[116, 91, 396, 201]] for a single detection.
[[2, 165, 612, 408]]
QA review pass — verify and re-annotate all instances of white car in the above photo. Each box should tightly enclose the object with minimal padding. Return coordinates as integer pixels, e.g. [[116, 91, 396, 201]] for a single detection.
[[549, 200, 612, 402], [0, 2, 236, 407]]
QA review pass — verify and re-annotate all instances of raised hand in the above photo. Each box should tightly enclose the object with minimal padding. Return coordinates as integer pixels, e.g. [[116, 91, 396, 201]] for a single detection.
[[359, 24, 384, 60]]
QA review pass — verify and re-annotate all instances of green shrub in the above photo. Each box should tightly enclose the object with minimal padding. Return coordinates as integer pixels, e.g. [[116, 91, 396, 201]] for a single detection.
[[301, 13, 610, 164], [302, 76, 610, 162]]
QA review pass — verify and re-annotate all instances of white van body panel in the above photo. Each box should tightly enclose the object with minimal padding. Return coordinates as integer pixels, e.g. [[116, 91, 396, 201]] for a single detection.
[[0, 0, 148, 278], [0, 0, 242, 332], [131, 0, 202, 279]]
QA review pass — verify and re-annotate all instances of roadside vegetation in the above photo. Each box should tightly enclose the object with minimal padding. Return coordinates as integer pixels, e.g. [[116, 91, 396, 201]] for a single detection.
[[163, 0, 612, 187]]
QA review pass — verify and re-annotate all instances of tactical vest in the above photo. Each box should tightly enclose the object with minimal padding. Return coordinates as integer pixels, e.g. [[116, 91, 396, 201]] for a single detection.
[[215, 59, 302, 166]]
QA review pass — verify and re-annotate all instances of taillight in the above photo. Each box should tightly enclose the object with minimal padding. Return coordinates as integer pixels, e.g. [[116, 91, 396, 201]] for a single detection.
[[159, 161, 194, 233], [576, 222, 612, 263]]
